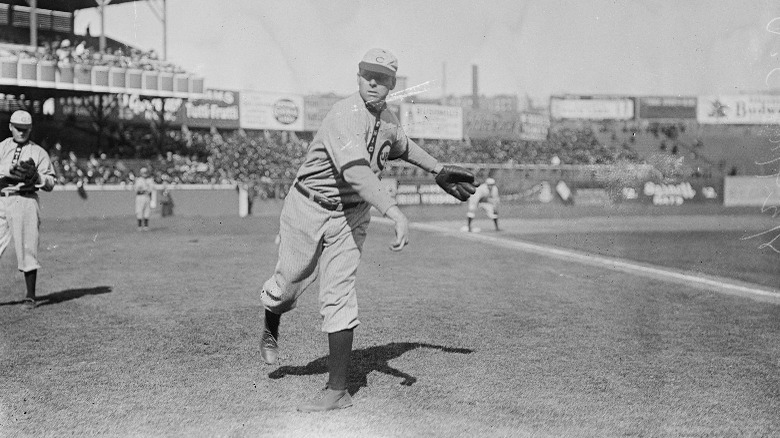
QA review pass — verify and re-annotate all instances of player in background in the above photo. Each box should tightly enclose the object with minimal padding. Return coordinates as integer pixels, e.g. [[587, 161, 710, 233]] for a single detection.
[[134, 167, 153, 231], [258, 48, 476, 412], [466, 177, 500, 232], [0, 110, 56, 310]]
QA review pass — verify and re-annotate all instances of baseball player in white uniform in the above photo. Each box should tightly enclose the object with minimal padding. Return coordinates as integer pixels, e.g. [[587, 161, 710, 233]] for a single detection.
[[0, 110, 56, 310], [134, 167, 153, 231], [466, 177, 500, 232], [259, 48, 477, 412]]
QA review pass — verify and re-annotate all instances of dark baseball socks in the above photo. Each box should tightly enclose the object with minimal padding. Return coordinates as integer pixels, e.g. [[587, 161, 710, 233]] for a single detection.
[[297, 328, 355, 412], [327, 328, 353, 391], [264, 309, 280, 340], [24, 270, 36, 300]]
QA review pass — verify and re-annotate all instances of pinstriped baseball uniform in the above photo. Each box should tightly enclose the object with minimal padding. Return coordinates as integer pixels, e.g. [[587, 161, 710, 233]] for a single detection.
[[0, 137, 56, 272], [261, 91, 440, 333]]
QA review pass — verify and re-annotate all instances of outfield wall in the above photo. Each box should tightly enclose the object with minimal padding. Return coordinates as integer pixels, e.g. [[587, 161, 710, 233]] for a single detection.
[[41, 184, 241, 219]]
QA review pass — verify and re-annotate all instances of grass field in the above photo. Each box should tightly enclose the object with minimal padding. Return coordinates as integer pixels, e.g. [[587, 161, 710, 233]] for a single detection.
[[1, 202, 779, 437]]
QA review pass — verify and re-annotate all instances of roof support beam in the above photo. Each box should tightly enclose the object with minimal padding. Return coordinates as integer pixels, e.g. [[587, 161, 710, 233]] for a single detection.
[[96, 0, 113, 53], [26, 0, 38, 47], [146, 0, 167, 60]]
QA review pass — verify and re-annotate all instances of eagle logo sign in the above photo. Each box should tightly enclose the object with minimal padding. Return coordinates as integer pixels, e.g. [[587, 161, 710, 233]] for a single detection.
[[708, 99, 729, 118]]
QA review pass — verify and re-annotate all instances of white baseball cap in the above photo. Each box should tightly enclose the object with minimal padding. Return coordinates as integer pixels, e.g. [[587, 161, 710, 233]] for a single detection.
[[10, 110, 32, 128], [359, 48, 398, 77], [486, 178, 496, 185]]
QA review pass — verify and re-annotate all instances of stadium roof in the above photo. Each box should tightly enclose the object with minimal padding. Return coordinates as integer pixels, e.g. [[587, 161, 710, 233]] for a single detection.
[[10, 0, 138, 13]]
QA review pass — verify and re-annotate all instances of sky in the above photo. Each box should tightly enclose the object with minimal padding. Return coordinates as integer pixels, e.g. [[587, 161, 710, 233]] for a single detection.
[[73, 0, 780, 106]]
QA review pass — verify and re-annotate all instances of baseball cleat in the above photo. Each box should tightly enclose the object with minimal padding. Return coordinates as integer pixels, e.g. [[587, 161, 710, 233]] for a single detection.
[[296, 387, 353, 412], [260, 328, 279, 364], [21, 298, 36, 310]]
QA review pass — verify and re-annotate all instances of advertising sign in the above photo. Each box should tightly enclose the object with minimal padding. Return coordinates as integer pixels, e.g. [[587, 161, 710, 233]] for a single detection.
[[54, 94, 185, 126], [697, 95, 780, 125], [183, 89, 240, 129], [723, 176, 780, 207], [637, 96, 697, 119], [400, 103, 463, 140], [240, 90, 305, 131], [394, 183, 462, 205], [519, 112, 550, 141], [464, 110, 549, 140], [550, 96, 634, 120], [618, 180, 721, 205]]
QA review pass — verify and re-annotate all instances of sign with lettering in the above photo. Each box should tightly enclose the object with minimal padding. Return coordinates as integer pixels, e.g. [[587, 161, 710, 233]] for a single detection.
[[464, 110, 549, 140], [697, 95, 780, 125], [401, 103, 463, 140], [550, 96, 635, 120], [637, 96, 697, 119], [54, 94, 185, 126], [183, 89, 240, 129], [240, 90, 304, 131]]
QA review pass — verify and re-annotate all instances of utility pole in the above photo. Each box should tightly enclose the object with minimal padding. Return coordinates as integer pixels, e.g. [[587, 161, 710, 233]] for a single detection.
[[147, 0, 168, 60]]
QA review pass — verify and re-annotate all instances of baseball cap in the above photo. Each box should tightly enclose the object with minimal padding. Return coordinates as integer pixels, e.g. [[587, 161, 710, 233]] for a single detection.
[[486, 178, 496, 185], [359, 48, 398, 77], [10, 110, 32, 128]]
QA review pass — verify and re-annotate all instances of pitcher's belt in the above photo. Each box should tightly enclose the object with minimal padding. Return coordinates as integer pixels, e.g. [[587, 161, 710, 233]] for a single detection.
[[294, 181, 363, 211]]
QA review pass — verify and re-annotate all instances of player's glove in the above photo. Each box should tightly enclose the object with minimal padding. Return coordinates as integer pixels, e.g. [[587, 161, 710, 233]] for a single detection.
[[0, 175, 20, 189], [10, 158, 39, 186], [435, 165, 477, 202]]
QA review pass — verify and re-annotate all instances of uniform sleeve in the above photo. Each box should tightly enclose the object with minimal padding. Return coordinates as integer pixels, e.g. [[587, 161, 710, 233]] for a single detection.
[[342, 165, 397, 214], [319, 107, 372, 174], [34, 149, 56, 192], [392, 136, 441, 174], [0, 139, 12, 176]]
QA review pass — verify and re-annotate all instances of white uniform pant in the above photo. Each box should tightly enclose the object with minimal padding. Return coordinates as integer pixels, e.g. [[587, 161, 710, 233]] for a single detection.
[[261, 188, 371, 333], [135, 194, 151, 219], [0, 195, 41, 272], [468, 201, 498, 220]]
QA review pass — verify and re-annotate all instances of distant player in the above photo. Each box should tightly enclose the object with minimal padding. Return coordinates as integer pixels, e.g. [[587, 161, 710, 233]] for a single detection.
[[134, 167, 153, 231], [258, 48, 476, 412], [0, 110, 56, 310], [466, 177, 500, 232]]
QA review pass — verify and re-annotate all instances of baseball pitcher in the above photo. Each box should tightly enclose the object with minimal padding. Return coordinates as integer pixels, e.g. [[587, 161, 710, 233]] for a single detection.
[[259, 48, 477, 412]]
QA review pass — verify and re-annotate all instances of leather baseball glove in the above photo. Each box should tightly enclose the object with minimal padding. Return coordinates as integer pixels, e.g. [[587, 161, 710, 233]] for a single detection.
[[435, 165, 477, 202], [9, 158, 39, 186]]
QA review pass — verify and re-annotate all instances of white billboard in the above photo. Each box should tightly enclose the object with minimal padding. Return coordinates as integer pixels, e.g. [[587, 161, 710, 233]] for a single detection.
[[400, 103, 463, 140], [723, 176, 780, 207], [239, 90, 305, 131], [697, 95, 780, 125], [550, 96, 634, 120]]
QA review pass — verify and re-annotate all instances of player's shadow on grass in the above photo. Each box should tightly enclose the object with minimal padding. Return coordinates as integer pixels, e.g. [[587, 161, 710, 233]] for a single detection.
[[35, 286, 113, 307], [268, 342, 473, 395], [0, 286, 113, 307]]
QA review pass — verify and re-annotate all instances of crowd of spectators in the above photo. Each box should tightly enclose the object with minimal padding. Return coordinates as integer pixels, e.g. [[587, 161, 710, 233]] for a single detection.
[[48, 126, 643, 197], [2, 34, 187, 74]]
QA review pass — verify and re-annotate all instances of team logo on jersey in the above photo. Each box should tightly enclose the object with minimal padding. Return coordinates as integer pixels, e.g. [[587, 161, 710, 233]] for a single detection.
[[375, 140, 392, 171], [273, 99, 300, 125]]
